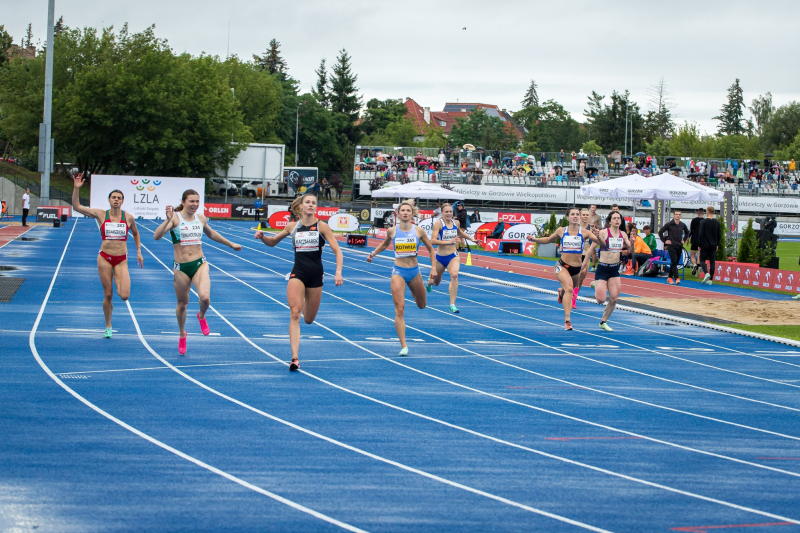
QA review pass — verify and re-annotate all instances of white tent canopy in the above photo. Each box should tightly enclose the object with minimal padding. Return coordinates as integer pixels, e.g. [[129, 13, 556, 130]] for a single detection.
[[580, 173, 725, 202], [371, 181, 464, 200]]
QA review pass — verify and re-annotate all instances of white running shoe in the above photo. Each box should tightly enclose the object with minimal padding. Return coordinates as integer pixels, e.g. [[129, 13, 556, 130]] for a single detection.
[[702, 273, 712, 285]]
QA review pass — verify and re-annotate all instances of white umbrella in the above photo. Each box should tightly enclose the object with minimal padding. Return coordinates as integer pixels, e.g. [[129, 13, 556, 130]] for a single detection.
[[371, 181, 464, 200], [580, 173, 724, 202]]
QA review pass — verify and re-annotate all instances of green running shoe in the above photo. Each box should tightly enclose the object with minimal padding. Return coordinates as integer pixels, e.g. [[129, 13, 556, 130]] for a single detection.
[[599, 322, 613, 332], [590, 281, 596, 289], [399, 346, 409, 356], [449, 304, 460, 314], [426, 282, 432, 293], [103, 327, 113, 339]]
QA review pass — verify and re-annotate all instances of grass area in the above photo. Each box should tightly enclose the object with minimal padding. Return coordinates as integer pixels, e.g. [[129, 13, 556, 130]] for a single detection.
[[0, 162, 88, 199], [777, 241, 800, 272], [715, 324, 800, 342]]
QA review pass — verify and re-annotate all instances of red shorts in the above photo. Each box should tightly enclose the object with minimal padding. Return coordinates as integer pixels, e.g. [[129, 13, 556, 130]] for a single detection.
[[99, 251, 127, 267]]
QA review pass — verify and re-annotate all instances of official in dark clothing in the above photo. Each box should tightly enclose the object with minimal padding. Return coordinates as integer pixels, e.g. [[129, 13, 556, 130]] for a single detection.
[[697, 206, 721, 285], [658, 210, 690, 284], [689, 207, 705, 275], [456, 203, 468, 250]]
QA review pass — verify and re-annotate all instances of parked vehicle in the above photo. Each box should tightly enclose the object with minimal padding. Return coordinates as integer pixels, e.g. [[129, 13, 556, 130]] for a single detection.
[[210, 177, 237, 195], [242, 180, 265, 197]]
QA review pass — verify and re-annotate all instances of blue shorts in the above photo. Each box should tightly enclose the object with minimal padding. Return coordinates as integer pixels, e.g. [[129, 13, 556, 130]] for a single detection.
[[392, 264, 421, 283], [435, 252, 458, 268]]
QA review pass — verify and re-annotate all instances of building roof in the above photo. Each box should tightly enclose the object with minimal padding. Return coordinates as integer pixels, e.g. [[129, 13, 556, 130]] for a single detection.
[[404, 99, 525, 138]]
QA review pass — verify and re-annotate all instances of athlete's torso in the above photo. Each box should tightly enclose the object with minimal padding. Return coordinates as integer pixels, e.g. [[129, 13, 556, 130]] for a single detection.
[[170, 212, 204, 262], [291, 220, 325, 272], [393, 225, 419, 267]]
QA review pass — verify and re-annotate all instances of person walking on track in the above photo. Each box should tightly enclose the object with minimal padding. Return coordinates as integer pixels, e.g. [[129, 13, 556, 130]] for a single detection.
[[367, 199, 435, 355], [689, 207, 705, 276], [658, 209, 690, 285], [72, 173, 143, 339], [697, 206, 721, 285], [427, 202, 477, 314], [153, 189, 242, 355], [584, 211, 632, 332], [527, 207, 601, 330], [255, 193, 343, 371]]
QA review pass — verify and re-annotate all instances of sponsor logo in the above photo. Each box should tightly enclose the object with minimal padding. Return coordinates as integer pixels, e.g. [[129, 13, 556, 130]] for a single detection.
[[234, 205, 256, 217], [268, 210, 291, 228], [499, 212, 531, 224], [315, 207, 339, 221], [627, 189, 643, 194], [203, 203, 231, 218], [669, 191, 688, 196]]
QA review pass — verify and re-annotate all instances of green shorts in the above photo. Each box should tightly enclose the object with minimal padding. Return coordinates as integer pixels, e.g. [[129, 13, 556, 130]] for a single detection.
[[173, 256, 207, 279]]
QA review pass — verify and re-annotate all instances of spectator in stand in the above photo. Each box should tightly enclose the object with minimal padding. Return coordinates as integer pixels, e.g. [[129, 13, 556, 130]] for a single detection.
[[559, 149, 565, 166], [642, 225, 658, 253], [470, 209, 481, 223], [689, 207, 705, 275], [438, 149, 445, 167], [456, 203, 468, 250], [540, 152, 546, 167], [697, 206, 721, 285], [322, 177, 332, 201], [790, 159, 796, 173], [570, 151, 577, 170], [658, 209, 690, 285]]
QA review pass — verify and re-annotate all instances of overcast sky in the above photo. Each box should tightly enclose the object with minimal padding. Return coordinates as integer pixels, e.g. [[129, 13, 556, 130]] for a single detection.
[[8, 0, 799, 135]]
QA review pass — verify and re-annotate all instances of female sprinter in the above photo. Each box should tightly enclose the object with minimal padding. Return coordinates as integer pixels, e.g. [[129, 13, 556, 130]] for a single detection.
[[367, 199, 435, 356], [426, 202, 478, 313], [571, 207, 594, 309], [527, 207, 601, 330], [72, 173, 143, 338], [254, 194, 343, 371], [153, 190, 242, 355], [583, 211, 631, 332]]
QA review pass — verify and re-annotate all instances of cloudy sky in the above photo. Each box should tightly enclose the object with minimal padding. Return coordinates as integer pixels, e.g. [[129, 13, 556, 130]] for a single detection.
[[9, 0, 798, 135]]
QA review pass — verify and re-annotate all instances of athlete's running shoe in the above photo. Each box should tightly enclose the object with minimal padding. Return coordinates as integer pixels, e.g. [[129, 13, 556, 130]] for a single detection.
[[426, 281, 432, 293], [564, 320, 573, 331], [667, 277, 675, 285], [399, 346, 409, 356], [599, 321, 613, 332], [103, 327, 113, 339], [691, 265, 698, 276], [589, 266, 596, 273], [702, 273, 712, 284], [590, 281, 596, 289], [197, 312, 210, 336], [557, 288, 565, 303], [571, 297, 577, 309], [675, 278, 681, 285], [289, 358, 300, 371], [449, 304, 460, 314], [793, 293, 800, 300], [178, 336, 187, 355]]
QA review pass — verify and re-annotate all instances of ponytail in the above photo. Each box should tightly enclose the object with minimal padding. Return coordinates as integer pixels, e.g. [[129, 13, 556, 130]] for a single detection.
[[398, 198, 419, 218]]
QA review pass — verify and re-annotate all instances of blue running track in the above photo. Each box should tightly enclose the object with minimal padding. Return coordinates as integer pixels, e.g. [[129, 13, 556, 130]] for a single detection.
[[2, 219, 800, 532]]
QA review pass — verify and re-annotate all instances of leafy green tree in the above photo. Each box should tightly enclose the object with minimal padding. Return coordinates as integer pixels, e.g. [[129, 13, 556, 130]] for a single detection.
[[521, 99, 584, 152], [253, 38, 287, 78], [775, 130, 800, 161], [586, 91, 644, 154], [668, 122, 705, 156], [582, 140, 603, 154], [748, 93, 774, 137], [713, 78, 747, 136], [761, 101, 800, 151], [226, 56, 283, 144], [521, 80, 539, 108], [360, 98, 407, 137], [54, 16, 67, 35], [583, 91, 604, 133], [449, 109, 518, 151], [293, 93, 346, 170], [0, 25, 13, 67], [311, 58, 329, 108], [737, 219, 758, 264], [543, 212, 558, 237]]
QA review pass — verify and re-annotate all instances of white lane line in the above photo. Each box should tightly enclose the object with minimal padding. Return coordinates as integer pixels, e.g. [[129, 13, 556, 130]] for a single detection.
[[135, 236, 614, 532], [202, 228, 800, 440], [29, 221, 368, 533], [182, 232, 800, 523]]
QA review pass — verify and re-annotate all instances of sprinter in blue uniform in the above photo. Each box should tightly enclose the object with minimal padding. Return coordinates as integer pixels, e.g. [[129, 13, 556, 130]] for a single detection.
[[426, 202, 477, 313]]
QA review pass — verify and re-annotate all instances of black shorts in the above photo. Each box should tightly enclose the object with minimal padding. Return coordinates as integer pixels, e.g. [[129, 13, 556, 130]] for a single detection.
[[690, 240, 699, 251], [289, 266, 324, 288], [595, 262, 621, 282], [557, 258, 582, 277]]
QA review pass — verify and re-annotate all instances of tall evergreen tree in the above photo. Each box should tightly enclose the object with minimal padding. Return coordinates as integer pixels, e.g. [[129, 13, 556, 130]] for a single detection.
[[24, 23, 33, 47], [0, 26, 13, 67], [328, 49, 361, 118], [645, 77, 675, 139], [311, 58, 329, 108], [713, 78, 746, 136], [253, 39, 288, 78], [583, 91, 605, 131], [521, 80, 539, 108], [54, 16, 66, 36]]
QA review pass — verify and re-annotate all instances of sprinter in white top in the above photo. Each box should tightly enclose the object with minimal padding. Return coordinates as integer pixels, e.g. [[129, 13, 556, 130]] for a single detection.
[[426, 202, 477, 313]]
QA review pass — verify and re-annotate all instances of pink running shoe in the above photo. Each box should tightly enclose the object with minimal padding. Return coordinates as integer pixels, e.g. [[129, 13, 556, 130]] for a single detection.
[[197, 312, 210, 336], [571, 297, 577, 309], [573, 287, 579, 298], [178, 336, 187, 355]]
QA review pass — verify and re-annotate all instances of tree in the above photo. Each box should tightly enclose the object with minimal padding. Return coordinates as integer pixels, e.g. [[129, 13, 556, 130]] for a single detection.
[[225, 56, 283, 144], [519, 99, 585, 152], [449, 109, 518, 152], [311, 58, 329, 108], [748, 93, 774, 137], [292, 93, 346, 171], [253, 39, 287, 77], [589, 91, 645, 154], [328, 48, 362, 145], [776, 130, 800, 161], [360, 98, 407, 137], [582, 140, 603, 154], [761, 101, 800, 151], [645, 77, 675, 140], [0, 26, 13, 67], [583, 91, 604, 132], [713, 78, 746, 136], [24, 23, 33, 47], [737, 219, 758, 264], [521, 80, 539, 108], [54, 16, 66, 35]]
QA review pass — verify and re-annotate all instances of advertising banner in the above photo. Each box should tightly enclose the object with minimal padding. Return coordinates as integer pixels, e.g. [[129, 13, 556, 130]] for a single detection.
[[36, 206, 60, 222], [713, 261, 800, 292], [499, 212, 531, 224], [285, 167, 319, 194], [90, 175, 205, 219], [327, 213, 359, 232], [315, 206, 340, 221], [203, 203, 231, 218], [267, 210, 291, 230], [502, 223, 540, 240], [722, 190, 734, 238], [232, 204, 257, 218]]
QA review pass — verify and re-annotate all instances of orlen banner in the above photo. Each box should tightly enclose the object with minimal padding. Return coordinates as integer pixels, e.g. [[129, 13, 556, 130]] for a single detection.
[[90, 175, 205, 219], [315, 206, 339, 221], [714, 261, 800, 293], [204, 203, 231, 218], [327, 213, 359, 232], [268, 210, 291, 229]]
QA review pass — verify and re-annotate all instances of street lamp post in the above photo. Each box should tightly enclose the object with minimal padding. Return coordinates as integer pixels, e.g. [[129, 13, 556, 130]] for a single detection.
[[295, 103, 301, 167], [40, 0, 56, 205]]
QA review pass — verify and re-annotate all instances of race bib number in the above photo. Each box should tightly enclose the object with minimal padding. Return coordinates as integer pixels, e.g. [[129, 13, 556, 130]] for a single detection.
[[561, 235, 582, 252], [295, 231, 320, 252], [104, 222, 127, 240], [180, 224, 203, 246], [394, 237, 418, 258], [441, 228, 458, 240], [607, 237, 624, 252]]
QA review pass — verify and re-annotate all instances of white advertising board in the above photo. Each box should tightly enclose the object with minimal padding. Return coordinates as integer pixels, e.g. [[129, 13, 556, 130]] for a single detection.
[[327, 213, 359, 232], [90, 175, 205, 219]]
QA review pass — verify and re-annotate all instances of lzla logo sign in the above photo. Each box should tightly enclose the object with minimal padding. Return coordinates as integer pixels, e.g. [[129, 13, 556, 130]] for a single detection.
[[131, 179, 162, 204]]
